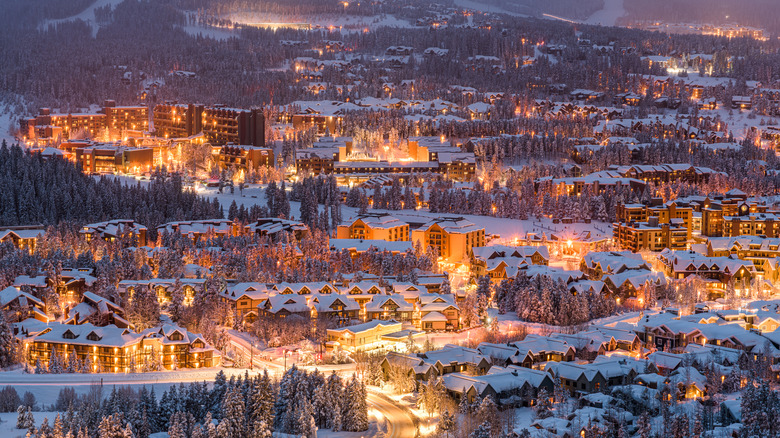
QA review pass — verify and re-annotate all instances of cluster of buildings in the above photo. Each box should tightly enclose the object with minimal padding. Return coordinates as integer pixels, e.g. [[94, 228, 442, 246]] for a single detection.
[[611, 190, 780, 299], [337, 214, 485, 264], [19, 100, 148, 144], [219, 276, 461, 339], [612, 190, 780, 252], [1, 284, 220, 372], [152, 102, 265, 147], [538, 163, 720, 198], [20, 99, 273, 177], [379, 300, 780, 433], [295, 136, 476, 183]]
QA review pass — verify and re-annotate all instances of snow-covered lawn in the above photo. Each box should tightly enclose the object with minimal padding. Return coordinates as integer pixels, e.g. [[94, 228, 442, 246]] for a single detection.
[[584, 0, 625, 26], [0, 412, 62, 438], [0, 367, 249, 402]]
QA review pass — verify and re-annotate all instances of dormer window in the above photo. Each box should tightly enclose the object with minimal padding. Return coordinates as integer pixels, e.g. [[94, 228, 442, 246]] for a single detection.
[[62, 329, 78, 339], [87, 331, 102, 341]]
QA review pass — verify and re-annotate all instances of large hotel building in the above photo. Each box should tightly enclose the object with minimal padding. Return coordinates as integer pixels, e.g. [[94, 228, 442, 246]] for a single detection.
[[152, 103, 265, 147], [20, 100, 148, 142]]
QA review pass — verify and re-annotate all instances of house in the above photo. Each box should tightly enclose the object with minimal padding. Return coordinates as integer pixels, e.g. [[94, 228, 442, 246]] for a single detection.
[[157, 219, 236, 242], [470, 245, 550, 282], [418, 345, 491, 376], [0, 226, 45, 252], [636, 313, 707, 352], [440, 366, 554, 405], [218, 282, 272, 321], [257, 294, 310, 318], [666, 366, 707, 398], [118, 278, 205, 306], [13, 275, 49, 296], [380, 351, 431, 382], [544, 362, 608, 395], [309, 294, 360, 322], [365, 294, 415, 323], [478, 343, 534, 367], [419, 295, 460, 331], [80, 220, 147, 246], [326, 319, 403, 352], [511, 335, 577, 367], [245, 218, 309, 240], [0, 286, 48, 322], [329, 239, 413, 258], [65, 291, 130, 328]]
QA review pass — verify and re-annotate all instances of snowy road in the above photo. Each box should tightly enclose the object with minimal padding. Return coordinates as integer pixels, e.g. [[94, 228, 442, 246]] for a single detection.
[[367, 390, 418, 438]]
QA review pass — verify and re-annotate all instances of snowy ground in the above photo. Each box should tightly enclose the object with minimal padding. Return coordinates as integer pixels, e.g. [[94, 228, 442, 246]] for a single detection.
[[224, 12, 414, 33], [0, 367, 250, 404], [583, 0, 625, 26], [0, 412, 61, 438], [178, 24, 235, 41], [453, 0, 531, 17], [0, 108, 16, 145], [42, 0, 126, 37]]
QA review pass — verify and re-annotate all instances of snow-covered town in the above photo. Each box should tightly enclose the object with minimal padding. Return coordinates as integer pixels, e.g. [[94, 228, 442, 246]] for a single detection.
[[3, 0, 780, 437]]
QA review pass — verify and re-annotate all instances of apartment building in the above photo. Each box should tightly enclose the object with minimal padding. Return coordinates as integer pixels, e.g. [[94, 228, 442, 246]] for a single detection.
[[213, 144, 274, 172], [153, 103, 265, 147], [412, 217, 485, 264], [20, 100, 148, 142], [19, 322, 220, 372], [337, 214, 410, 241], [613, 217, 688, 252]]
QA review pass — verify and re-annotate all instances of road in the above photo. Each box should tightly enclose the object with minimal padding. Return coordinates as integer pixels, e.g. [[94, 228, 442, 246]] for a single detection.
[[367, 390, 418, 438], [228, 334, 418, 437]]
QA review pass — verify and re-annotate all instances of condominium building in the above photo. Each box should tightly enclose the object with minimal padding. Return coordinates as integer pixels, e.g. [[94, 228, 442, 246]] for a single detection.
[[20, 100, 148, 142], [153, 103, 265, 147], [411, 217, 485, 263], [337, 214, 410, 241], [80, 220, 148, 246], [213, 145, 274, 172], [19, 322, 220, 372], [74, 144, 154, 174], [613, 217, 688, 252]]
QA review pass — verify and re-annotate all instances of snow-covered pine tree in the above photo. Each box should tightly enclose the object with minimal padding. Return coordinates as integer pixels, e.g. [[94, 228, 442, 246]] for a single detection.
[[0, 310, 16, 368], [52, 413, 65, 438], [35, 358, 47, 374], [469, 421, 492, 438], [219, 386, 245, 438], [437, 409, 455, 438]]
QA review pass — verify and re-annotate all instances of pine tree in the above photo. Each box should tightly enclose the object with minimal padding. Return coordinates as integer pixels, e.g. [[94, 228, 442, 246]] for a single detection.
[[52, 414, 65, 438], [342, 376, 368, 432], [636, 412, 652, 438], [36, 417, 51, 438], [0, 310, 17, 368], [534, 388, 553, 419], [35, 358, 47, 374], [98, 413, 128, 438], [248, 371, 274, 435], [469, 422, 492, 438], [219, 387, 245, 438], [17, 405, 30, 429], [437, 409, 455, 438]]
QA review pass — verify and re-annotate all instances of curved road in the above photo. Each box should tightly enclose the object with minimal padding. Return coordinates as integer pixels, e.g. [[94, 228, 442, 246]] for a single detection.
[[367, 390, 418, 438]]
